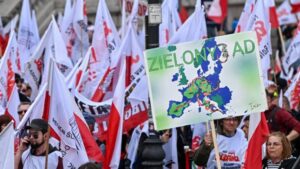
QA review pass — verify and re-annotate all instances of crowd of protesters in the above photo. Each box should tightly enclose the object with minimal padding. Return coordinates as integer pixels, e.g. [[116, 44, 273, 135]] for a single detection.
[[0, 2, 300, 169]]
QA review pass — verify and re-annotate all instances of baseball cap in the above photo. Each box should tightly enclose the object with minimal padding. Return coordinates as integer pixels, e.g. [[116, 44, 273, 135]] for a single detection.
[[25, 119, 49, 133]]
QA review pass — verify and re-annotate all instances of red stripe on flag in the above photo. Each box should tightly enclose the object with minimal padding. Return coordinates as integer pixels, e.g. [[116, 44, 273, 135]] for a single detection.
[[269, 7, 279, 28], [208, 0, 228, 24], [245, 112, 269, 169], [291, 4, 300, 13], [74, 113, 104, 162], [105, 103, 121, 169], [42, 91, 51, 121]]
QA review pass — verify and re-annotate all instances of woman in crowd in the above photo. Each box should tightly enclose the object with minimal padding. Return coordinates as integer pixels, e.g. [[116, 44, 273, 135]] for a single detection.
[[262, 132, 297, 169]]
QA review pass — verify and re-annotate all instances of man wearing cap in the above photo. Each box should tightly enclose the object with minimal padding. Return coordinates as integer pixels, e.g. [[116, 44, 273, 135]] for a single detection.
[[264, 86, 300, 142], [15, 118, 63, 169]]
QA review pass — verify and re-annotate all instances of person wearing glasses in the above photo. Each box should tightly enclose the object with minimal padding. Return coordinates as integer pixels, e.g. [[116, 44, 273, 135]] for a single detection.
[[193, 116, 248, 169], [17, 102, 31, 122], [264, 85, 300, 142], [14, 119, 63, 169], [262, 132, 297, 169]]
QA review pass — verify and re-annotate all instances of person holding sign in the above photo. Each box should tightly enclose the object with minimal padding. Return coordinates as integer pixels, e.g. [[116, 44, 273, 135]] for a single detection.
[[193, 116, 248, 168]]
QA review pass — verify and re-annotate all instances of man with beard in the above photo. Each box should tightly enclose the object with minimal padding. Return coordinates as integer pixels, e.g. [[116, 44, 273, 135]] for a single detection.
[[14, 119, 63, 169]]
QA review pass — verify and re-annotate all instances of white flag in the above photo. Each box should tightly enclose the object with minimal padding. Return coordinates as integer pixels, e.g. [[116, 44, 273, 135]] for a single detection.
[[159, 0, 182, 46], [18, 0, 39, 72], [169, 0, 207, 44], [0, 122, 14, 169], [277, 0, 297, 25], [24, 18, 73, 99], [0, 31, 21, 124], [245, 0, 272, 83], [282, 23, 300, 74]]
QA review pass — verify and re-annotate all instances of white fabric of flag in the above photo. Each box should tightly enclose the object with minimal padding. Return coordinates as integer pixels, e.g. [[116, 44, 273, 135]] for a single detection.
[[76, 0, 121, 100], [168, 0, 207, 44], [244, 0, 272, 83], [0, 31, 21, 124], [61, 0, 89, 65], [282, 23, 300, 74], [277, 0, 298, 25], [235, 0, 255, 33], [23, 18, 73, 99], [18, 0, 39, 72], [105, 59, 126, 169], [0, 122, 14, 169], [159, 0, 182, 46]]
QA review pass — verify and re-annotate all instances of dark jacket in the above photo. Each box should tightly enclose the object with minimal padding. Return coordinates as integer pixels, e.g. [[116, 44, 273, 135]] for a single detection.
[[262, 157, 296, 169]]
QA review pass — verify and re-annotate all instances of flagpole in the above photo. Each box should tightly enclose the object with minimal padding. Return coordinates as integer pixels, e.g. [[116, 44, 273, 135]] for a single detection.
[[278, 27, 286, 56], [210, 120, 221, 169]]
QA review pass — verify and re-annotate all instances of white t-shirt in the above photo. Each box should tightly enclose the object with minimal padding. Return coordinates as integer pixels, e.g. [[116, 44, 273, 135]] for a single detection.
[[207, 129, 248, 169], [21, 147, 62, 169]]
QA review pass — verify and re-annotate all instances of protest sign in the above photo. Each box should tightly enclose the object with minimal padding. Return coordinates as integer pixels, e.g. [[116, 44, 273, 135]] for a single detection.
[[144, 31, 268, 130]]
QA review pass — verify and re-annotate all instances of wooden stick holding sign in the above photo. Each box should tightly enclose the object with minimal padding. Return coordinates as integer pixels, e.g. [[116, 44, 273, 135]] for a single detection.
[[210, 120, 221, 169]]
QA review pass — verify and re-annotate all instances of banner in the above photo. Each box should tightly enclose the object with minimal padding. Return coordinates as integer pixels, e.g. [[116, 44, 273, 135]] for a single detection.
[[73, 90, 148, 139], [144, 32, 267, 130]]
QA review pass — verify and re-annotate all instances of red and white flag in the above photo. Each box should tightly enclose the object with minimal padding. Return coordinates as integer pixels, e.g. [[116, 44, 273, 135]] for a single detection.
[[23, 18, 73, 99], [0, 31, 21, 125], [105, 58, 126, 169], [78, 0, 121, 101], [290, 0, 300, 13], [207, 0, 227, 24], [0, 122, 14, 169], [277, 0, 297, 26], [168, 0, 207, 44], [61, 0, 89, 65], [282, 22, 300, 74], [244, 112, 269, 169], [284, 72, 300, 110], [159, 0, 182, 46], [18, 59, 103, 167], [264, 0, 279, 28], [18, 0, 39, 72], [245, 0, 272, 83], [191, 123, 207, 151], [235, 0, 255, 33]]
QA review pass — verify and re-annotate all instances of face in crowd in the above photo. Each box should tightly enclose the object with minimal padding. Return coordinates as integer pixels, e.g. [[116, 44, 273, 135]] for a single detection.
[[27, 129, 49, 149], [221, 117, 240, 136], [18, 103, 30, 121], [266, 132, 292, 163]]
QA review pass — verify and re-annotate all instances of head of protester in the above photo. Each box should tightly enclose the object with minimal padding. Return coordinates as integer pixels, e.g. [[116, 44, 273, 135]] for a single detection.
[[17, 102, 31, 122], [264, 85, 300, 142], [193, 116, 247, 168], [14, 118, 63, 169], [263, 132, 296, 169], [0, 114, 12, 133]]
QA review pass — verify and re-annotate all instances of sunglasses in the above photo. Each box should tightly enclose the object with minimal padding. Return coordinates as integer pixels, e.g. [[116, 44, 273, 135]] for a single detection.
[[18, 110, 27, 115]]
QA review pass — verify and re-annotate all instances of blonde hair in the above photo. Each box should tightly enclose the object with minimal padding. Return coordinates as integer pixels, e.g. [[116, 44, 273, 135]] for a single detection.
[[266, 132, 292, 160]]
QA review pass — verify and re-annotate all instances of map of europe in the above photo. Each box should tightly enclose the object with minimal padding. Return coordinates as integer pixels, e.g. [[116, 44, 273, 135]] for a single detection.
[[167, 38, 232, 118]]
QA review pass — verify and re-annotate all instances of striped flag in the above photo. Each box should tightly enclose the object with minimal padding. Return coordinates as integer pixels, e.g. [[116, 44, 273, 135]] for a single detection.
[[207, 0, 228, 24], [105, 58, 126, 169], [244, 112, 269, 169]]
